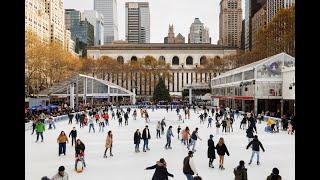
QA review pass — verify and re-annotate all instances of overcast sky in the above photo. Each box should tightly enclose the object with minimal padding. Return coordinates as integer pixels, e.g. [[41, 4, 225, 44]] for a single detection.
[[64, 0, 245, 44]]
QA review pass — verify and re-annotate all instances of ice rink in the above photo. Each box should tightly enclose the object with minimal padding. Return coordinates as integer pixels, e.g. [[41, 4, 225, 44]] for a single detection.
[[25, 109, 295, 180]]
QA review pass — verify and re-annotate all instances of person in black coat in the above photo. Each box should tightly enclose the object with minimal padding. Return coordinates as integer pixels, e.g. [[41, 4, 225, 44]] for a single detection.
[[74, 139, 86, 169], [68, 112, 74, 124], [246, 135, 265, 165], [145, 158, 174, 180], [246, 127, 254, 143], [142, 125, 151, 152], [134, 129, 142, 152], [69, 127, 77, 146], [207, 134, 216, 168], [124, 112, 129, 126], [215, 137, 230, 170]]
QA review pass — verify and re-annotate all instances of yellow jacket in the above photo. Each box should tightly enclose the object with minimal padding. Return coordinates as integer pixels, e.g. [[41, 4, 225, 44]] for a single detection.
[[267, 118, 275, 126]]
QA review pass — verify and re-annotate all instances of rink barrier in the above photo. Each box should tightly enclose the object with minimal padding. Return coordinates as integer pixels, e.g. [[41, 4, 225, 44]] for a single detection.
[[25, 113, 77, 131]]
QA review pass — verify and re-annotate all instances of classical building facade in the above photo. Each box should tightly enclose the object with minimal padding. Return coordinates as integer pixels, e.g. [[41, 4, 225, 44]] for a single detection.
[[188, 18, 210, 44], [164, 24, 185, 44], [87, 44, 237, 98], [94, 0, 118, 44], [219, 0, 242, 48], [125, 2, 150, 43], [25, 0, 51, 43]]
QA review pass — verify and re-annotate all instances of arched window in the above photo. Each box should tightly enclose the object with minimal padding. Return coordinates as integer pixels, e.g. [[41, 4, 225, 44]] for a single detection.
[[131, 56, 137, 62], [200, 56, 207, 65], [159, 56, 166, 63], [172, 56, 179, 65], [186, 56, 193, 65], [117, 56, 124, 64]]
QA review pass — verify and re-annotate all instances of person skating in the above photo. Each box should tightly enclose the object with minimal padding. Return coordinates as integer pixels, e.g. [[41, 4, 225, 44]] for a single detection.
[[79, 112, 85, 128], [111, 111, 115, 120], [215, 119, 221, 134], [211, 107, 215, 117], [104, 130, 113, 158], [199, 113, 204, 124], [48, 116, 56, 130], [246, 127, 254, 143], [103, 112, 109, 126], [95, 113, 100, 124], [177, 125, 181, 140], [31, 117, 38, 135], [216, 137, 230, 170], [165, 126, 174, 149], [230, 117, 234, 132], [187, 128, 202, 152], [68, 112, 74, 125], [69, 127, 77, 146], [118, 116, 123, 126], [240, 115, 247, 130], [35, 121, 45, 142], [142, 125, 151, 152], [99, 116, 105, 132], [178, 114, 182, 121], [207, 116, 213, 128], [233, 160, 248, 180], [156, 121, 161, 139], [75, 139, 86, 170], [266, 168, 282, 180], [183, 151, 198, 180], [124, 112, 129, 125], [57, 131, 69, 156], [133, 109, 137, 120], [145, 112, 150, 123], [181, 126, 190, 145], [51, 166, 69, 180], [207, 134, 216, 168], [88, 115, 95, 133], [75, 112, 80, 124], [145, 158, 174, 180], [161, 118, 166, 135], [134, 129, 142, 152], [246, 135, 265, 165], [222, 118, 227, 133]]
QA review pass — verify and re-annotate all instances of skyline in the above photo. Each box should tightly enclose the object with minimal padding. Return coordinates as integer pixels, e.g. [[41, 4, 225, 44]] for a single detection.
[[65, 0, 245, 44]]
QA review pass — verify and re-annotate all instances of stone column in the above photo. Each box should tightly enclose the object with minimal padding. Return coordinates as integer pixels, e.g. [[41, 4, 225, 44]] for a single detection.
[[254, 98, 258, 115], [70, 83, 75, 109], [189, 88, 192, 105], [280, 100, 284, 116]]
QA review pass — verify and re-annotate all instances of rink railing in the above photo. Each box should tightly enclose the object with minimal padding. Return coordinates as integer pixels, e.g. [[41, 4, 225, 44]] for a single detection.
[[25, 113, 75, 131]]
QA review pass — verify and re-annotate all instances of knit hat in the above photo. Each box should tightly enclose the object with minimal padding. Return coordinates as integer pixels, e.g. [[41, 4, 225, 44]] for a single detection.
[[272, 168, 279, 175], [58, 166, 65, 172], [188, 151, 194, 155]]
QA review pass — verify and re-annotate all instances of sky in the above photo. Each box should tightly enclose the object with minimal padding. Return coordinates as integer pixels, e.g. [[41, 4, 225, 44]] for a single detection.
[[64, 0, 245, 44]]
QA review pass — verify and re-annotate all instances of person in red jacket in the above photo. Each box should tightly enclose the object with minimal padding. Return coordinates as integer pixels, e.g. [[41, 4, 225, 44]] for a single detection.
[[103, 112, 109, 126]]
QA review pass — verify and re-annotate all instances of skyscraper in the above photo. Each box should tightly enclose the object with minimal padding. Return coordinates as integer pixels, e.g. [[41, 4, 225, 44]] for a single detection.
[[83, 10, 104, 46], [219, 0, 242, 48], [188, 18, 210, 44], [45, 0, 66, 44], [267, 0, 295, 23], [125, 2, 150, 43], [94, 0, 118, 44]]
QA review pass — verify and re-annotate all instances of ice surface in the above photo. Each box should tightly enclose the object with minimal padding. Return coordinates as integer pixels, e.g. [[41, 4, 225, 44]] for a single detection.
[[25, 109, 295, 180]]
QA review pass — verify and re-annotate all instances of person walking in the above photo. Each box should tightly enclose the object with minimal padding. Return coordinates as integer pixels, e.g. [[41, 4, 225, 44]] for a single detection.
[[35, 121, 45, 142], [88, 115, 95, 133], [221, 118, 227, 133], [246, 135, 265, 165], [161, 118, 166, 135], [199, 113, 204, 124], [145, 158, 174, 180], [177, 125, 181, 140], [142, 125, 151, 152], [118, 116, 123, 126], [51, 166, 69, 180], [103, 130, 113, 158], [215, 119, 221, 134], [183, 151, 198, 180], [124, 112, 129, 126], [266, 168, 282, 180], [57, 131, 69, 156], [111, 111, 115, 120], [187, 128, 202, 152], [233, 160, 248, 180], [68, 112, 74, 125], [133, 110, 137, 120], [215, 137, 230, 170], [69, 127, 77, 146], [165, 126, 174, 149], [75, 139, 86, 170], [240, 115, 247, 130], [207, 116, 213, 128], [156, 121, 161, 139], [207, 134, 216, 168], [134, 129, 142, 152], [79, 113, 85, 128]]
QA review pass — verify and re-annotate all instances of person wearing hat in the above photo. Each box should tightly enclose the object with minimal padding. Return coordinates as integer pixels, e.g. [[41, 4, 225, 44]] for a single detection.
[[51, 166, 69, 180], [207, 134, 216, 168], [233, 160, 248, 180], [142, 125, 151, 152], [246, 135, 265, 165], [145, 158, 174, 180], [183, 151, 198, 180], [266, 168, 282, 180]]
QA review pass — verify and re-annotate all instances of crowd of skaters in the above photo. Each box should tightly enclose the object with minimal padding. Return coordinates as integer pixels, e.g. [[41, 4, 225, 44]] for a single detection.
[[32, 103, 291, 180]]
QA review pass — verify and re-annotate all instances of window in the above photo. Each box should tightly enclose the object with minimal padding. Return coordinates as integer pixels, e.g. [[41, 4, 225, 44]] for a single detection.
[[186, 56, 193, 65], [200, 56, 207, 65], [117, 56, 124, 64], [172, 56, 179, 65]]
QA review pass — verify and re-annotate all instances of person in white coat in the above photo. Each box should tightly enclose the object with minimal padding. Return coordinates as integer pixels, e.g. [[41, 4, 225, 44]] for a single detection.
[[51, 166, 69, 180]]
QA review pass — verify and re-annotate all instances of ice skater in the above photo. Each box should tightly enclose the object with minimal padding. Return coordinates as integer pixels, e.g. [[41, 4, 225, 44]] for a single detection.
[[207, 134, 216, 168], [246, 135, 265, 165], [187, 128, 202, 152], [134, 129, 141, 152], [216, 137, 230, 170], [57, 131, 69, 156], [145, 158, 174, 179], [165, 126, 174, 149], [104, 130, 113, 158], [69, 127, 77, 146], [142, 125, 151, 152]]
